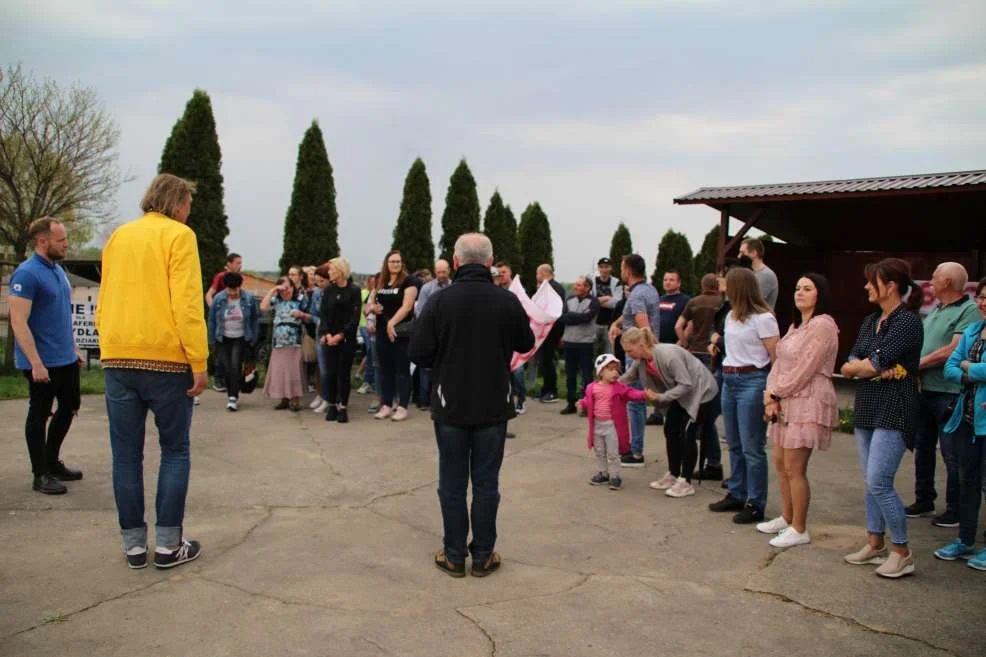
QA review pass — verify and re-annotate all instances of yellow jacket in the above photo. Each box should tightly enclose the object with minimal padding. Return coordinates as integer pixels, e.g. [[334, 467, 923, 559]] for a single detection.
[[96, 212, 208, 372]]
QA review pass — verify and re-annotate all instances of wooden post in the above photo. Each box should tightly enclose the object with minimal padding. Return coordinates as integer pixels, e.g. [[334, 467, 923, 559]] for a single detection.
[[716, 206, 729, 267]]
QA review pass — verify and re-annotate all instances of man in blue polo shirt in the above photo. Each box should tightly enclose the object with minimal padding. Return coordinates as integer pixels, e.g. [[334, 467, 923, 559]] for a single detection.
[[9, 217, 83, 495]]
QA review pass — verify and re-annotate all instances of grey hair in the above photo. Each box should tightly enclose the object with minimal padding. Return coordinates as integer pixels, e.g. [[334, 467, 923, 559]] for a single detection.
[[936, 262, 968, 293], [537, 263, 554, 275], [453, 233, 493, 265], [576, 275, 591, 287]]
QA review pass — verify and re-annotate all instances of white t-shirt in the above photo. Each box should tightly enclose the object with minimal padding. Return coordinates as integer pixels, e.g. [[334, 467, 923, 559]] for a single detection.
[[224, 300, 245, 339], [723, 311, 779, 368]]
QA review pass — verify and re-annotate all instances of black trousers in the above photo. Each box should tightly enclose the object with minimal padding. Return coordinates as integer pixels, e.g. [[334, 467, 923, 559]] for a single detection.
[[218, 338, 246, 399], [664, 399, 715, 482], [325, 341, 356, 407], [538, 324, 564, 396], [23, 362, 81, 476], [563, 343, 594, 405]]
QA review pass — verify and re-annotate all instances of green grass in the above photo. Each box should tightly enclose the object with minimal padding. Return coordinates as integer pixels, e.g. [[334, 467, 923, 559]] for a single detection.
[[0, 367, 105, 400], [838, 407, 855, 434]]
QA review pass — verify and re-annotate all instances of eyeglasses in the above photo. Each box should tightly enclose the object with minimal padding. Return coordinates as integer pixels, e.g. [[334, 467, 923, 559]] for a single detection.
[[387, 260, 402, 265], [975, 295, 986, 302]]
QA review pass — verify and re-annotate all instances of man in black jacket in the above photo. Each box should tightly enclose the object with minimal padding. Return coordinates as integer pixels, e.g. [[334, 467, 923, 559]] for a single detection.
[[410, 233, 535, 578]]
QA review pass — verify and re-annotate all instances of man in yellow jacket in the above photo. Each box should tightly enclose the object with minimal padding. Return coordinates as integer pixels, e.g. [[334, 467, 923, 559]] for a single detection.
[[96, 173, 209, 570]]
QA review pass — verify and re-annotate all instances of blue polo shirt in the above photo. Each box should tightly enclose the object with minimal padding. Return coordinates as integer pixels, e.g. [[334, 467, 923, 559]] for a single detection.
[[9, 254, 77, 370]]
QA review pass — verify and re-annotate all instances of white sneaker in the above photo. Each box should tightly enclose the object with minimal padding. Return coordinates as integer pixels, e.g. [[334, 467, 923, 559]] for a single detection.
[[515, 402, 527, 415], [374, 405, 393, 420], [357, 383, 372, 395], [649, 472, 677, 490], [193, 396, 201, 406], [313, 400, 329, 414], [756, 516, 790, 535], [769, 527, 811, 548], [226, 397, 238, 412], [391, 406, 408, 421], [665, 478, 695, 498], [309, 396, 324, 409]]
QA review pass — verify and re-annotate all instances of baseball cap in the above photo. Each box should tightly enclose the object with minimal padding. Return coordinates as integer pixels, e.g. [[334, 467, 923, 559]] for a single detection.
[[595, 353, 620, 375], [597, 257, 612, 265]]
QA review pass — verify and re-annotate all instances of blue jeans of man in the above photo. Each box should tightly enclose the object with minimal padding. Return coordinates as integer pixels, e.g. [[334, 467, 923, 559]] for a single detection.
[[854, 428, 908, 545], [104, 368, 193, 551], [722, 370, 768, 511], [511, 366, 526, 405], [913, 390, 958, 511], [359, 327, 376, 388], [419, 368, 432, 407], [950, 420, 986, 545], [564, 343, 594, 406], [625, 356, 646, 456], [434, 422, 507, 565]]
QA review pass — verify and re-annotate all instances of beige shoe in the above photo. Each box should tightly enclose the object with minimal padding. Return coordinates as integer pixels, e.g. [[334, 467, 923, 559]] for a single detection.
[[875, 550, 915, 579], [391, 406, 408, 421], [374, 405, 393, 420], [843, 544, 888, 565], [649, 472, 677, 490]]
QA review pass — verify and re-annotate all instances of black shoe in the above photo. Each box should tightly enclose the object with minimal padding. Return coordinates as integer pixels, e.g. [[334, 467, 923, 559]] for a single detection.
[[325, 405, 339, 421], [471, 552, 501, 577], [434, 549, 465, 578], [709, 492, 744, 512], [560, 405, 577, 415], [274, 399, 290, 410], [904, 501, 934, 518], [692, 465, 724, 481], [33, 474, 67, 495], [620, 453, 645, 467], [49, 460, 83, 481], [505, 431, 516, 439], [932, 511, 959, 528], [154, 539, 201, 569], [589, 472, 610, 486], [608, 476, 623, 491], [733, 503, 764, 524], [336, 409, 349, 424], [126, 548, 148, 569], [646, 412, 664, 426]]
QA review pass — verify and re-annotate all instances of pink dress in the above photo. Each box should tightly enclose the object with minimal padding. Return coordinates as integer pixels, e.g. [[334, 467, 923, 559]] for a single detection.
[[766, 314, 839, 450]]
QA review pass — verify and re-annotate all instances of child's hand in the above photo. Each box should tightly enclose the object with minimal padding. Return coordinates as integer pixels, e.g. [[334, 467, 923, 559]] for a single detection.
[[644, 389, 660, 402], [575, 399, 584, 410]]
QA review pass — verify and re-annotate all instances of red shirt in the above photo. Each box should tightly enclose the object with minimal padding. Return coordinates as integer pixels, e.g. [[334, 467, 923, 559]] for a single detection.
[[210, 271, 227, 292]]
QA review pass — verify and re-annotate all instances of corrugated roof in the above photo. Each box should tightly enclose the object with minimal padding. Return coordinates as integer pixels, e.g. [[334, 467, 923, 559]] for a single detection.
[[674, 169, 986, 203]]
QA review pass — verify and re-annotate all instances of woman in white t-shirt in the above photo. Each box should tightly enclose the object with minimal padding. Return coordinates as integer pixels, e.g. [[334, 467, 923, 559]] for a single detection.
[[708, 267, 779, 525]]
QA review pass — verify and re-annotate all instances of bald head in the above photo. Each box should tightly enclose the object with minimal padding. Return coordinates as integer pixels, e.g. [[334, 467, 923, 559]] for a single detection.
[[434, 258, 451, 283], [536, 264, 554, 284], [453, 233, 493, 268], [935, 262, 968, 293]]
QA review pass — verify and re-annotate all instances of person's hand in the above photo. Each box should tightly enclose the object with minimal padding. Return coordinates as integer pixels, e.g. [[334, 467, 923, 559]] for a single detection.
[[575, 399, 584, 410], [320, 334, 330, 345], [31, 362, 49, 383], [879, 368, 897, 380], [372, 303, 384, 314], [387, 321, 397, 342], [290, 309, 304, 319], [840, 362, 856, 378], [608, 322, 621, 344], [76, 349, 85, 365], [644, 389, 660, 402], [329, 335, 343, 346], [960, 360, 971, 373], [187, 372, 208, 397], [598, 295, 612, 305]]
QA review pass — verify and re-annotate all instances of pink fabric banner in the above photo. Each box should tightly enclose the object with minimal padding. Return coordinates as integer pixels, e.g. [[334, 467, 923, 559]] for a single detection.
[[508, 276, 564, 371]]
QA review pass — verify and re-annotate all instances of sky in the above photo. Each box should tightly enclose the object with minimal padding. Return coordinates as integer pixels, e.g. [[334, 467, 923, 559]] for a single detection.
[[3, 0, 984, 279]]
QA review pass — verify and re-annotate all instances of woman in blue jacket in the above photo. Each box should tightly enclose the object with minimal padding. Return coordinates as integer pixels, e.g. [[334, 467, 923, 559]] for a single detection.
[[935, 277, 986, 570], [208, 272, 260, 411]]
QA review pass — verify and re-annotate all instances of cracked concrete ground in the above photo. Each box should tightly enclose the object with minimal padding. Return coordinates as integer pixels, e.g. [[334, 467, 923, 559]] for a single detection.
[[1, 385, 983, 657]]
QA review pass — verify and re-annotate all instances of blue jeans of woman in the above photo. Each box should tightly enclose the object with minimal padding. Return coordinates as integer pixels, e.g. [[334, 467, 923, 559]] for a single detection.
[[722, 370, 768, 511], [104, 368, 193, 551], [854, 428, 908, 545], [950, 420, 986, 545], [376, 333, 411, 408]]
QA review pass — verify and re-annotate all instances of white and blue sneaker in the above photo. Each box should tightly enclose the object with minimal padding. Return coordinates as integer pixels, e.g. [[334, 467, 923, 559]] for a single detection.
[[934, 538, 976, 561], [967, 548, 986, 571]]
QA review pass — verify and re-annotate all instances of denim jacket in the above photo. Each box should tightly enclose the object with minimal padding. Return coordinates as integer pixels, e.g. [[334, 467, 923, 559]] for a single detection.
[[208, 290, 260, 345], [944, 320, 986, 436]]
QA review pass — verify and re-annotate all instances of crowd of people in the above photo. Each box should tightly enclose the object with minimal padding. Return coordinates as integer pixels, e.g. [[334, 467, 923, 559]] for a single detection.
[[9, 173, 986, 580]]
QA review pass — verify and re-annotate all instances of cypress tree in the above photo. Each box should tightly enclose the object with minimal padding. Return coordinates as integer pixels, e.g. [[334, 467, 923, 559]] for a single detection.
[[391, 157, 434, 273], [609, 222, 633, 267], [279, 120, 340, 272], [158, 89, 228, 290], [482, 191, 519, 269], [693, 224, 720, 281], [517, 202, 553, 294], [651, 229, 697, 294], [437, 159, 480, 261]]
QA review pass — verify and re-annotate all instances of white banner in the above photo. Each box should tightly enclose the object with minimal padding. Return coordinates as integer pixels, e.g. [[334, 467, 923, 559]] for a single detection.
[[508, 277, 563, 371], [72, 302, 99, 349]]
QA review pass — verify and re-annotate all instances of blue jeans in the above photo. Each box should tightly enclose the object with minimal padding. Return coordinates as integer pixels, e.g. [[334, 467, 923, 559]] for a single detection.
[[914, 391, 958, 511], [722, 370, 768, 510], [317, 342, 331, 398], [625, 356, 646, 456], [434, 421, 507, 564], [104, 368, 193, 551], [511, 366, 526, 404], [419, 368, 432, 406], [360, 327, 375, 387], [855, 428, 908, 545]]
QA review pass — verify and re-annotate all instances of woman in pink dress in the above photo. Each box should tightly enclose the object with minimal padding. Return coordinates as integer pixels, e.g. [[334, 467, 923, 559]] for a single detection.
[[759, 273, 839, 548]]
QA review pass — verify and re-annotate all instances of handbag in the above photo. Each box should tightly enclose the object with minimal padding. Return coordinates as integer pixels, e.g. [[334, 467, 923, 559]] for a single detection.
[[393, 319, 415, 338]]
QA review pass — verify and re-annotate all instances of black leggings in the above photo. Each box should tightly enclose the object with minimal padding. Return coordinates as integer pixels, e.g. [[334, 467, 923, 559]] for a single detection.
[[218, 338, 246, 399], [376, 333, 411, 408], [24, 363, 81, 476], [664, 399, 715, 482], [324, 341, 356, 407]]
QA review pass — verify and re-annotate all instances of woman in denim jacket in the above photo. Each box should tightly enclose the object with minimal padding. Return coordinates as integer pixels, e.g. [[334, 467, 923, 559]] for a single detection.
[[207, 272, 259, 411]]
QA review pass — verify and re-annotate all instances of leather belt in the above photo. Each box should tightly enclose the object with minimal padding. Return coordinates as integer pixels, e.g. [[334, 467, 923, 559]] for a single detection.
[[723, 365, 770, 374]]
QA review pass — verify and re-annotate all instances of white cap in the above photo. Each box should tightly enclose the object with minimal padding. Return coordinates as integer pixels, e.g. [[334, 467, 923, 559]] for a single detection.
[[595, 353, 620, 376]]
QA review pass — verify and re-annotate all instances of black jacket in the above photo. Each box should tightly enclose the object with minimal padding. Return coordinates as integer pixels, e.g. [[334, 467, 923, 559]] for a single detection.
[[318, 282, 362, 340], [409, 264, 535, 426]]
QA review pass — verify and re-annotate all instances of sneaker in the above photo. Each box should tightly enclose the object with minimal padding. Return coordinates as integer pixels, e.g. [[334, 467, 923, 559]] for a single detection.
[[608, 476, 623, 491], [645, 412, 664, 426], [708, 493, 744, 512], [589, 472, 610, 486], [843, 544, 888, 565], [967, 548, 986, 571], [391, 407, 408, 421], [336, 409, 349, 424], [769, 527, 811, 548], [357, 383, 372, 395], [692, 465, 724, 481], [559, 405, 577, 415], [904, 500, 934, 518], [309, 396, 324, 409], [313, 400, 328, 414], [733, 503, 764, 524], [434, 549, 465, 578], [125, 546, 148, 569], [932, 511, 960, 528], [48, 460, 83, 481], [934, 538, 976, 561], [515, 402, 527, 415], [621, 454, 645, 468], [539, 393, 559, 403], [226, 397, 238, 412], [367, 400, 381, 413], [756, 516, 790, 535], [665, 478, 695, 498], [212, 383, 227, 393], [32, 474, 67, 495], [875, 550, 915, 579], [325, 405, 339, 421], [374, 405, 393, 420], [471, 552, 501, 577], [307, 384, 316, 393], [505, 431, 516, 439], [649, 472, 677, 490], [193, 396, 201, 406], [154, 539, 201, 569]]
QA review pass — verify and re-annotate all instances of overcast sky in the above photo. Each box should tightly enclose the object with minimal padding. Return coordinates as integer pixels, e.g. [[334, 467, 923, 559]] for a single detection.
[[3, 1, 984, 279]]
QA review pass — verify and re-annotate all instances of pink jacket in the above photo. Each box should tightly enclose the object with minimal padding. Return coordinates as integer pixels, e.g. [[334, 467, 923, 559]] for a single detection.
[[581, 381, 647, 454]]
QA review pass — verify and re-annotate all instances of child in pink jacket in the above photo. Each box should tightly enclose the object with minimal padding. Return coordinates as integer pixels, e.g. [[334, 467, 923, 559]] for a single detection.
[[578, 354, 657, 490]]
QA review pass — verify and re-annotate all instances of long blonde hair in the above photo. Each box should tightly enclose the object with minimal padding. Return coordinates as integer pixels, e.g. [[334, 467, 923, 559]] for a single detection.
[[140, 174, 196, 219], [621, 326, 657, 349], [726, 267, 772, 322]]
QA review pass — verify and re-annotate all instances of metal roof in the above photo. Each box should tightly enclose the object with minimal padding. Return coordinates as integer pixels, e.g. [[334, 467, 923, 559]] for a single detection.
[[674, 169, 986, 204]]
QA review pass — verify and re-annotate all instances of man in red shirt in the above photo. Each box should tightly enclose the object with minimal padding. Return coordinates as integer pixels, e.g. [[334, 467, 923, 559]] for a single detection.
[[205, 253, 242, 392]]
